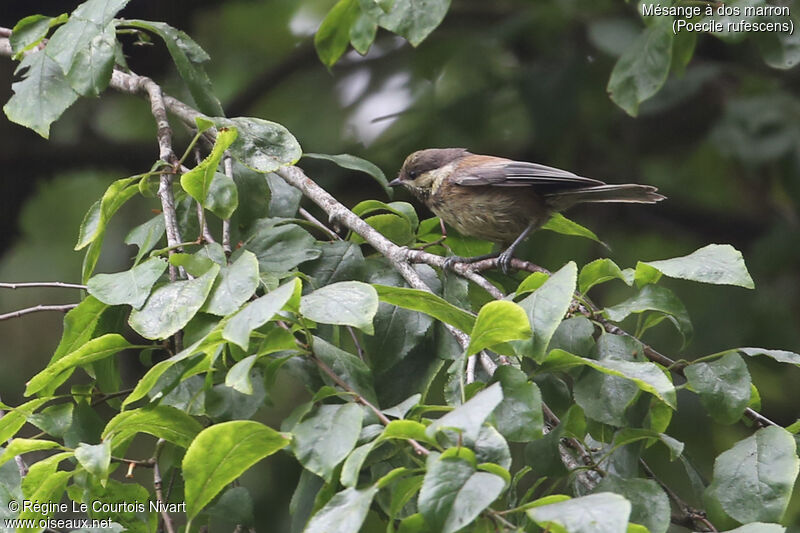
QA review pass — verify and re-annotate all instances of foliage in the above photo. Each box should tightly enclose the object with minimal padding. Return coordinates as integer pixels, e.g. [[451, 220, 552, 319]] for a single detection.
[[1, 1, 799, 533]]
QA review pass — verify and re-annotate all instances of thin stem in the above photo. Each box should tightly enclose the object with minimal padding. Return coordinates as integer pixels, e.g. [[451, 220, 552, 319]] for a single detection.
[[0, 303, 77, 321], [0, 282, 86, 290], [222, 154, 234, 255]]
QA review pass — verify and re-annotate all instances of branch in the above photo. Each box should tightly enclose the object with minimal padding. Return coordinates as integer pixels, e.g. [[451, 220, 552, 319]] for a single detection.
[[0, 282, 86, 290], [0, 303, 78, 321]]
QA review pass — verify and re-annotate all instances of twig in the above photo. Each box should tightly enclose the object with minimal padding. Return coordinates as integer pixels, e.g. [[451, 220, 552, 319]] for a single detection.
[[0, 282, 86, 290], [152, 439, 176, 533], [466, 354, 477, 384], [640, 459, 716, 532], [299, 207, 341, 241], [222, 154, 234, 255], [0, 303, 78, 321], [312, 353, 430, 456]]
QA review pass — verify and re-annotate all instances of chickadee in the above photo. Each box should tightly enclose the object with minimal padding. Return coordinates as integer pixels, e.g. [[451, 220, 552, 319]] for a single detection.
[[389, 148, 665, 272]]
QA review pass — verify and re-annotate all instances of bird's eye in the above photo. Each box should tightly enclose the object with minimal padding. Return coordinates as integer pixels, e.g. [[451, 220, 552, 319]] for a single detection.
[[408, 170, 418, 179]]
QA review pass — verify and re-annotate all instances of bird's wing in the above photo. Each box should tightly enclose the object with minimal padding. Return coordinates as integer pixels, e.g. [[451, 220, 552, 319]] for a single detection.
[[452, 158, 605, 188]]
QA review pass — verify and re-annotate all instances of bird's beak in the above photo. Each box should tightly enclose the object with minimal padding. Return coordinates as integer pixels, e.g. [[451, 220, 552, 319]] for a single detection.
[[388, 178, 403, 187]]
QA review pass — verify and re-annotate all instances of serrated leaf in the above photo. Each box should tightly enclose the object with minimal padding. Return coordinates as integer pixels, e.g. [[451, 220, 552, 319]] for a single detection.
[[183, 420, 290, 518]]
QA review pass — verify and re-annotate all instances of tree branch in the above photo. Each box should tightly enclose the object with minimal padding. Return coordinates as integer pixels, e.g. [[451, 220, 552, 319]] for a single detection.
[[0, 282, 86, 290], [0, 303, 78, 321]]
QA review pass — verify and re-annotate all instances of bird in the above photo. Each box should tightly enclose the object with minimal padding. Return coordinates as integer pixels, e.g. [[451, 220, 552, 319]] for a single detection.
[[389, 148, 665, 273]]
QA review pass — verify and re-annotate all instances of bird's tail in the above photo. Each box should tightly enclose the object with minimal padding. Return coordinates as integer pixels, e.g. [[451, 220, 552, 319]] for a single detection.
[[545, 184, 665, 210]]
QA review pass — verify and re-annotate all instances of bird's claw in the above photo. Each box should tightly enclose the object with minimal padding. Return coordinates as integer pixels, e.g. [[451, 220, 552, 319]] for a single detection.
[[443, 255, 465, 272], [497, 250, 515, 275]]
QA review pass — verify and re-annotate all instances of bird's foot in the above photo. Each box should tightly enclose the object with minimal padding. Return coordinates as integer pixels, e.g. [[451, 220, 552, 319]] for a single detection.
[[497, 249, 516, 275], [442, 252, 500, 272]]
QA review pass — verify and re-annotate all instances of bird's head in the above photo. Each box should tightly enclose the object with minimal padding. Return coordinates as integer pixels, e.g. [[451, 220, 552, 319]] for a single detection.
[[389, 148, 468, 198]]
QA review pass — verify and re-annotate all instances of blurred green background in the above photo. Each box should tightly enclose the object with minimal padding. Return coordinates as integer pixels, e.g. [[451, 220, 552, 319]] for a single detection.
[[1, 0, 799, 529]]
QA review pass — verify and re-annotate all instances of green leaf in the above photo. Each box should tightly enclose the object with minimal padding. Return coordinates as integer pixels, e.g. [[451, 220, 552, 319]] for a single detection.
[[225, 354, 258, 394], [579, 258, 633, 294], [378, 0, 451, 47], [244, 219, 320, 274], [181, 127, 238, 207], [304, 154, 392, 196], [86, 257, 168, 309], [303, 241, 366, 287], [492, 366, 543, 442], [27, 403, 74, 439], [542, 213, 606, 246], [604, 285, 693, 348], [349, 11, 378, 56], [685, 352, 751, 424], [17, 471, 71, 522], [611, 428, 684, 461], [594, 477, 669, 533], [3, 50, 79, 138], [515, 262, 577, 361], [706, 426, 799, 523], [74, 441, 111, 483], [738, 347, 800, 367], [314, 0, 361, 67], [527, 493, 632, 533], [300, 281, 379, 335], [637, 244, 755, 289], [75, 175, 140, 281], [758, 22, 800, 69], [305, 486, 379, 533], [314, 337, 378, 404], [10, 14, 67, 56], [418, 452, 505, 533], [169, 253, 216, 277], [542, 349, 677, 409], [49, 296, 109, 366], [25, 334, 134, 396], [718, 525, 789, 533], [0, 398, 50, 443], [379, 420, 436, 445], [291, 403, 363, 482], [183, 420, 290, 518], [202, 250, 259, 316], [21, 451, 73, 499], [129, 265, 220, 340], [373, 284, 475, 333], [427, 382, 503, 442], [467, 301, 530, 356], [102, 405, 203, 449], [125, 215, 166, 265], [214, 117, 302, 173], [64, 21, 116, 97], [223, 278, 301, 350], [0, 439, 61, 468], [205, 171, 240, 220], [607, 19, 673, 117], [122, 19, 224, 116]]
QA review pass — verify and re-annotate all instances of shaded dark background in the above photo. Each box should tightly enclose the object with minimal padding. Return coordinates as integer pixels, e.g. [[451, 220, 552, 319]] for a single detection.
[[1, 0, 799, 530]]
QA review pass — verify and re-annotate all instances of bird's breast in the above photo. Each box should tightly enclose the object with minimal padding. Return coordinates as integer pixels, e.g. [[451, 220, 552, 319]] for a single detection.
[[429, 181, 548, 244]]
